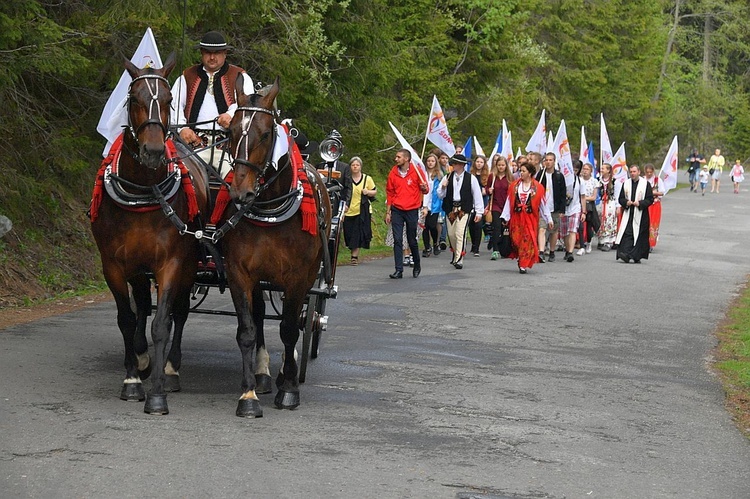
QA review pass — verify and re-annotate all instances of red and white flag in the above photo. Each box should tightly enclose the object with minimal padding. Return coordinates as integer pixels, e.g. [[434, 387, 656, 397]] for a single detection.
[[611, 141, 628, 183], [600, 113, 613, 167], [389, 121, 428, 183], [525, 109, 546, 154], [552, 120, 575, 185], [426, 96, 456, 157], [503, 129, 514, 163], [658, 135, 679, 195], [580, 126, 589, 164]]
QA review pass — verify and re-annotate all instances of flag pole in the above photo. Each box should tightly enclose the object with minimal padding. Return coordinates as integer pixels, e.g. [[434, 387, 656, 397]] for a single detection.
[[420, 122, 429, 161]]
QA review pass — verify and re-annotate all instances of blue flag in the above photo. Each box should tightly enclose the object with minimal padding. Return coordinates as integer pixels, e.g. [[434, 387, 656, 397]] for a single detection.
[[462, 136, 472, 171], [589, 140, 601, 204]]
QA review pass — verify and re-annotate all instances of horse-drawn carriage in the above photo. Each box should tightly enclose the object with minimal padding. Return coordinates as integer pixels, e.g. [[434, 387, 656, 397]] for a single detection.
[[90, 55, 345, 417]]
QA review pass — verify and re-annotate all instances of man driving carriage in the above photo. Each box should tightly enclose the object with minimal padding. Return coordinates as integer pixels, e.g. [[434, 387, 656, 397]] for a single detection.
[[170, 31, 250, 178]]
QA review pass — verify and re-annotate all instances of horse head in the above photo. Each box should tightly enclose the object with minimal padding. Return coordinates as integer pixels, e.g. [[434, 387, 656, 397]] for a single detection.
[[123, 52, 176, 170], [228, 75, 280, 205]]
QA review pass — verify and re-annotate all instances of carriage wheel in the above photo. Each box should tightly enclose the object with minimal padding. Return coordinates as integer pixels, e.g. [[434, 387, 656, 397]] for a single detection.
[[310, 295, 326, 359], [189, 284, 210, 310], [299, 294, 317, 384]]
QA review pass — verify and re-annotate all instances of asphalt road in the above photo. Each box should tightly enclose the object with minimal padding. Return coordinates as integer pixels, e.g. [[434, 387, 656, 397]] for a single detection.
[[2, 178, 750, 498]]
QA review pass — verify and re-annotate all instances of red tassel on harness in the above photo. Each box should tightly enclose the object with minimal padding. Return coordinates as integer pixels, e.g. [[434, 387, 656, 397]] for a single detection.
[[89, 134, 199, 222], [167, 140, 199, 222], [89, 135, 123, 223]]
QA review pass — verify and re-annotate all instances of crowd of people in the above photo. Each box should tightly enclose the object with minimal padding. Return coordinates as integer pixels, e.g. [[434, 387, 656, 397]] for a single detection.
[[353, 146, 746, 277]]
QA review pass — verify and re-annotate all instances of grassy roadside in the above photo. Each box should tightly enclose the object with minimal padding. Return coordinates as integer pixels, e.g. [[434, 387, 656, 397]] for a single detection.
[[714, 280, 750, 439]]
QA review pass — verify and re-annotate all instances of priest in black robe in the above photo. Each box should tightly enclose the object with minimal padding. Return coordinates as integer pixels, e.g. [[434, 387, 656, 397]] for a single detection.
[[615, 165, 654, 263]]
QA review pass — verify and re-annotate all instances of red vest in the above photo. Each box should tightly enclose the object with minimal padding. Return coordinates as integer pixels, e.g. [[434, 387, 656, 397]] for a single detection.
[[183, 63, 244, 125]]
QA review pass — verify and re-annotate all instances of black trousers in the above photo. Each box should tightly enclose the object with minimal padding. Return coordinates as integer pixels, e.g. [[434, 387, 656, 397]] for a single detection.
[[391, 207, 420, 271]]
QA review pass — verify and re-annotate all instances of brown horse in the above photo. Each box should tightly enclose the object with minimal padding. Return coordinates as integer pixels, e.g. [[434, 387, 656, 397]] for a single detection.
[[219, 77, 331, 417], [90, 53, 209, 415]]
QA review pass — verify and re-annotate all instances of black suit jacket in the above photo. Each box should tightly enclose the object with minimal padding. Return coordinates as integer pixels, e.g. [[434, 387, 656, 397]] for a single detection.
[[535, 169, 566, 213]]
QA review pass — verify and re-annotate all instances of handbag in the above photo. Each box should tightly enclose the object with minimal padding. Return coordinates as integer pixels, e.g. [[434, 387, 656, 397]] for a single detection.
[[498, 221, 512, 258], [709, 167, 715, 175], [586, 200, 601, 233]]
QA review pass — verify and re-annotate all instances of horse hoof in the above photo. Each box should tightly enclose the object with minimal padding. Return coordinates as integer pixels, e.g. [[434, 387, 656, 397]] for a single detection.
[[274, 390, 300, 410], [120, 383, 145, 401], [164, 374, 181, 392], [236, 398, 263, 418], [255, 374, 273, 394], [144, 394, 169, 415]]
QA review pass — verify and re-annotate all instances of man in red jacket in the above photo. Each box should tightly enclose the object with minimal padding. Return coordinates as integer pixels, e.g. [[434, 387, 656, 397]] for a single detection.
[[386, 149, 427, 278]]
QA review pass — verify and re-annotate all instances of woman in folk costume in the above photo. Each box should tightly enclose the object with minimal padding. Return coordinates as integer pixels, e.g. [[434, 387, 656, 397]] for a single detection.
[[731, 159, 745, 194], [596, 163, 618, 252], [500, 162, 553, 274], [644, 164, 664, 251], [616, 165, 654, 263]]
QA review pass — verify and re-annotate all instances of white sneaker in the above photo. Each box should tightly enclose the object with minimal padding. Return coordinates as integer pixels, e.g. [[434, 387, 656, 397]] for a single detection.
[[585, 243, 592, 254], [576, 248, 585, 256]]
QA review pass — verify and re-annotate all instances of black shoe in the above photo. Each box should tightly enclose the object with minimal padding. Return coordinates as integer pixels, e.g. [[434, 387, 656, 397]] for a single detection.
[[412, 265, 421, 278], [422, 248, 431, 258], [538, 253, 546, 263], [439, 241, 447, 251], [453, 262, 463, 269], [519, 267, 527, 274], [565, 252, 574, 262], [389, 270, 403, 279], [547, 252, 555, 262], [433, 245, 441, 256]]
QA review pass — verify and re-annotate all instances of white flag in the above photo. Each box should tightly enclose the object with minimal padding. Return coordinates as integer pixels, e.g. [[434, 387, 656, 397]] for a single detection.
[[552, 120, 575, 185], [426, 96, 456, 157], [525, 109, 546, 154], [658, 135, 679, 195], [503, 130, 514, 163], [611, 142, 627, 200], [97, 28, 163, 156], [600, 113, 613, 167], [473, 136, 485, 157], [546, 130, 555, 153], [389, 121, 428, 184], [580, 126, 588, 164], [516, 147, 522, 159]]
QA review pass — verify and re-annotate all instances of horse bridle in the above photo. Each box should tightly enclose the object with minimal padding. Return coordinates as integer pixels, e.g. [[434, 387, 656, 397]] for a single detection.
[[232, 106, 277, 177], [127, 74, 171, 142]]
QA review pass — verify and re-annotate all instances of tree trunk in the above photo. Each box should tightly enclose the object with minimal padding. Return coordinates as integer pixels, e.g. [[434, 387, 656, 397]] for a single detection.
[[702, 12, 712, 84]]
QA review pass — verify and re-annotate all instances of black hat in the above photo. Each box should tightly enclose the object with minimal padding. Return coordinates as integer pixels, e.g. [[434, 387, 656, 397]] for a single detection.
[[197, 31, 232, 52], [449, 153, 468, 165]]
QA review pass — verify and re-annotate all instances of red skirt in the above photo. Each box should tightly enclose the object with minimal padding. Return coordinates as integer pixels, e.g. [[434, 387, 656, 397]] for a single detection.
[[509, 212, 539, 268], [648, 201, 661, 248]]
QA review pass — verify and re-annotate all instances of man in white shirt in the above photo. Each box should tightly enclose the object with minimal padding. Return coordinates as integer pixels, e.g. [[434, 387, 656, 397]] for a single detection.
[[437, 154, 485, 269]]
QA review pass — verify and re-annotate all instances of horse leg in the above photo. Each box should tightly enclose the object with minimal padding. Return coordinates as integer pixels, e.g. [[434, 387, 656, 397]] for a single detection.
[[143, 282, 176, 415], [253, 288, 272, 394], [130, 275, 153, 381], [231, 282, 263, 418], [102, 268, 145, 402], [164, 289, 190, 393], [274, 291, 304, 410]]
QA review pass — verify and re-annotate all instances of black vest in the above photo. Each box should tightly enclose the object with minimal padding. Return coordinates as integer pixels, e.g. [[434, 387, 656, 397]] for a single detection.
[[442, 172, 475, 214]]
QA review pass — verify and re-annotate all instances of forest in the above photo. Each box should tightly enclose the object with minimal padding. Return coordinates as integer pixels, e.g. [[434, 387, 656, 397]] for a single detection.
[[0, 0, 749, 304]]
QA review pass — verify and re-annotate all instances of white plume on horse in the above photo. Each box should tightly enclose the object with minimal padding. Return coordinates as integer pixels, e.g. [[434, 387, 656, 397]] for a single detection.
[[0, 215, 12, 238]]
